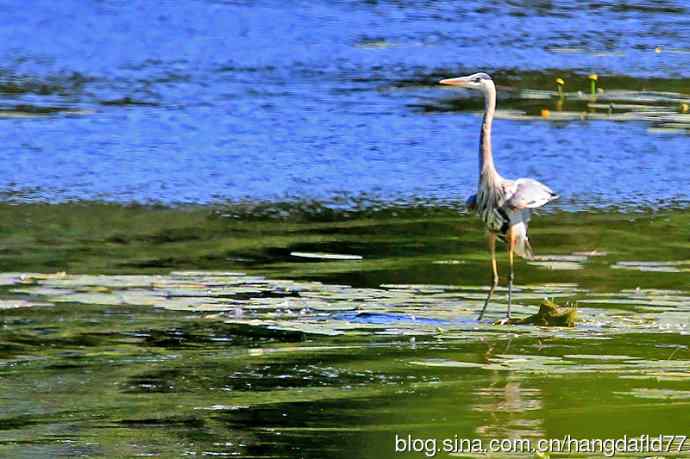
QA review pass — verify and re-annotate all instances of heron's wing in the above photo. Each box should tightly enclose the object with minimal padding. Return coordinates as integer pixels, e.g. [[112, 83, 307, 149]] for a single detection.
[[505, 178, 558, 209]]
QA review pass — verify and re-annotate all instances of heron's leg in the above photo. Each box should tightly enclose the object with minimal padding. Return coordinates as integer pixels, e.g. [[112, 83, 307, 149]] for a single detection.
[[506, 230, 516, 319], [478, 233, 498, 321]]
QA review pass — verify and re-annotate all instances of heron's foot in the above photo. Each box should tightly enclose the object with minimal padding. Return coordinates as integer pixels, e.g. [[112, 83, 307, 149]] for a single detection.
[[494, 311, 513, 325]]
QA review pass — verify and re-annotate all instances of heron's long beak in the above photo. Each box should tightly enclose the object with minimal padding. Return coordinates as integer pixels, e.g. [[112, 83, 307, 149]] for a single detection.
[[439, 76, 469, 86]]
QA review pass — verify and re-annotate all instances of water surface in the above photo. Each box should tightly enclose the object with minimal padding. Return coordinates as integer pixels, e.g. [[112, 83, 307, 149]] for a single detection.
[[0, 204, 689, 457], [1, 1, 689, 457], [1, 0, 689, 207]]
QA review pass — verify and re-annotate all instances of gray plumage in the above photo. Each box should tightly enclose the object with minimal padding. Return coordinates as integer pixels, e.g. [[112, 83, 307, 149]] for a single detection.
[[440, 72, 558, 320]]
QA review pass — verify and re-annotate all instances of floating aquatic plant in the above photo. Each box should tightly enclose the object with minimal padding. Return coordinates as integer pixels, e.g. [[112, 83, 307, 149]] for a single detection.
[[1, 271, 687, 341], [588, 73, 598, 96], [612, 260, 690, 273], [290, 252, 363, 260], [555, 77, 565, 99]]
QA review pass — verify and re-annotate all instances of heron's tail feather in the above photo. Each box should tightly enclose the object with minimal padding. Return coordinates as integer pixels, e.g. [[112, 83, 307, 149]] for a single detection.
[[514, 234, 533, 260]]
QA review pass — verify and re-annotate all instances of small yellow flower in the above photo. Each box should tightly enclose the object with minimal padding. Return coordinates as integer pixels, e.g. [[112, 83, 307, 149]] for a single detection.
[[555, 78, 565, 86], [588, 74, 598, 81], [681, 103, 689, 113], [541, 108, 551, 119]]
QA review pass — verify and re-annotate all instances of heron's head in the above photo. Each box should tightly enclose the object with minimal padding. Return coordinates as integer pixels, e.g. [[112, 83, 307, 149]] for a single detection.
[[439, 72, 493, 92]]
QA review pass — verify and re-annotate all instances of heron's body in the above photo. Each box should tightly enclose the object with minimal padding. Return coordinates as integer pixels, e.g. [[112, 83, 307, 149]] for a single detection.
[[440, 72, 558, 320]]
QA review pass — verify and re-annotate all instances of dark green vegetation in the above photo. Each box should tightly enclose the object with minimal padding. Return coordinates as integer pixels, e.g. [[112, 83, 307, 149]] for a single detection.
[[0, 203, 688, 457]]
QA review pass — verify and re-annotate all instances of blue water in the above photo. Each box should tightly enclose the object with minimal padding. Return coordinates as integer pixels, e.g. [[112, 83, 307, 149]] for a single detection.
[[1, 0, 689, 207], [334, 311, 451, 326]]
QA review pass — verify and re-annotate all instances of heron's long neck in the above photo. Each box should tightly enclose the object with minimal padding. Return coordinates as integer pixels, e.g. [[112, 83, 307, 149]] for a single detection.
[[479, 85, 497, 177]]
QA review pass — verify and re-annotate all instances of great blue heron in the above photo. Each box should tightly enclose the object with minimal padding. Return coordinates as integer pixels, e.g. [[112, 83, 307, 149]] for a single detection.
[[439, 72, 558, 321]]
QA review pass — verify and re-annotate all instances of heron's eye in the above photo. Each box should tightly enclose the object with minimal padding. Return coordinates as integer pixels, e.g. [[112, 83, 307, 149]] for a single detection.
[[473, 78, 481, 83]]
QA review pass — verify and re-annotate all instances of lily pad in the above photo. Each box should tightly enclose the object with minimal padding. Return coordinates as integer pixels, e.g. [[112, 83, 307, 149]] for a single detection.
[[528, 261, 584, 270], [290, 252, 363, 260], [618, 389, 690, 400], [0, 299, 53, 309]]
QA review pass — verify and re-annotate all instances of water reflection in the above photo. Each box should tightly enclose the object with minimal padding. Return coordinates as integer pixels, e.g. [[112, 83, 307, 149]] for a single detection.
[[473, 377, 544, 439]]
